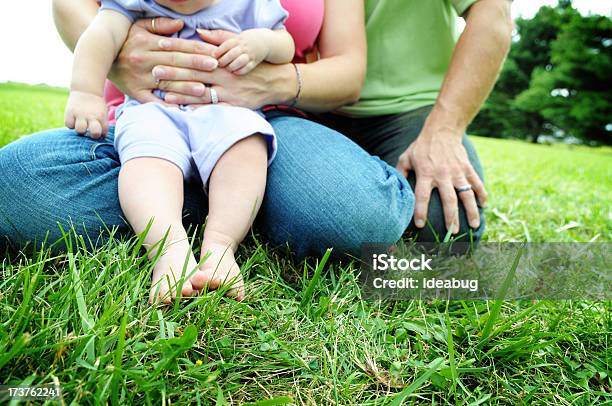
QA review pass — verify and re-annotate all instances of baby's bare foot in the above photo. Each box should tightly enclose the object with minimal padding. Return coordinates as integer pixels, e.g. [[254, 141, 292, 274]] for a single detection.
[[150, 245, 198, 304], [191, 243, 245, 301]]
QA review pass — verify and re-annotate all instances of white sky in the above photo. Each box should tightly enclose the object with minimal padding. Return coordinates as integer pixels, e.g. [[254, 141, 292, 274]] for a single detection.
[[0, 0, 610, 88]]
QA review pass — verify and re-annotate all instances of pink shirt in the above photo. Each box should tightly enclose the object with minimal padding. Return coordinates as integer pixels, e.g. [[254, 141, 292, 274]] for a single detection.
[[104, 0, 324, 123]]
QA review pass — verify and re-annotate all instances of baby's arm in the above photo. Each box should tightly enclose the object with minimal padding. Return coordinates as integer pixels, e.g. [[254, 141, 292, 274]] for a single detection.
[[259, 29, 295, 64], [214, 29, 295, 75], [65, 10, 131, 138]]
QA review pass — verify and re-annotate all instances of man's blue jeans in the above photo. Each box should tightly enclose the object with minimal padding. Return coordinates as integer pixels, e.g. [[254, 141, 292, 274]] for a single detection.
[[318, 106, 486, 244], [0, 112, 415, 259]]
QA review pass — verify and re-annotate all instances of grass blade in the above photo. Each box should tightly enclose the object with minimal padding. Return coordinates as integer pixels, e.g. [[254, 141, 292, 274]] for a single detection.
[[300, 248, 332, 308], [69, 252, 95, 363], [243, 397, 294, 406], [389, 357, 444, 406], [111, 310, 129, 405], [445, 310, 458, 395], [479, 244, 524, 342], [0, 333, 31, 370]]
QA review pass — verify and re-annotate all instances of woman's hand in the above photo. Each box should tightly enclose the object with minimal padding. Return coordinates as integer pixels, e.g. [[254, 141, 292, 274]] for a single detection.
[[108, 17, 219, 103], [153, 29, 296, 109], [396, 127, 487, 234], [154, 0, 367, 112]]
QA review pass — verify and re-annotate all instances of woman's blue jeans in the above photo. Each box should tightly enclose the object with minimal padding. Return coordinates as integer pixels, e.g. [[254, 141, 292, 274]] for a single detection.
[[0, 112, 414, 259]]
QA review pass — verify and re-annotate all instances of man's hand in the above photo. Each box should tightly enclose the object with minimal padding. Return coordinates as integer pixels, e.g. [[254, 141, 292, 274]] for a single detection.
[[65, 91, 109, 139], [213, 29, 273, 75], [396, 126, 487, 234], [396, 0, 511, 235], [109, 17, 219, 103]]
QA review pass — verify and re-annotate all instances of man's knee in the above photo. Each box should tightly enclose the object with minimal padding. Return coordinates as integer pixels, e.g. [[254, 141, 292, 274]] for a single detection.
[[406, 189, 486, 246]]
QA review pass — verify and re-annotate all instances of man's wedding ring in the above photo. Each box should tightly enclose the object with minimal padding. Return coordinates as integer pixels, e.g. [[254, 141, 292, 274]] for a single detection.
[[210, 87, 219, 104], [151, 18, 156, 32], [456, 184, 473, 193]]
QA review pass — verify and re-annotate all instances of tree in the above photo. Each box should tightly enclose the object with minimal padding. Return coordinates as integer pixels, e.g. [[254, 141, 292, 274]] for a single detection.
[[468, 1, 597, 142], [515, 14, 612, 144]]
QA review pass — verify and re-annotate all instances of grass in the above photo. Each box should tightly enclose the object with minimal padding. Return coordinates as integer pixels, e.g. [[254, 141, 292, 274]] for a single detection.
[[1, 83, 611, 404], [475, 137, 612, 242], [0, 82, 68, 148]]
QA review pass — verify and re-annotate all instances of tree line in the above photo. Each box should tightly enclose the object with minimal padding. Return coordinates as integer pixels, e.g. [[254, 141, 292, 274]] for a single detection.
[[469, 0, 611, 145]]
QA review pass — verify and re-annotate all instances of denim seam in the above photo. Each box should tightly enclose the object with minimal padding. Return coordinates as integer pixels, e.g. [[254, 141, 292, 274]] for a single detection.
[[89, 142, 115, 161]]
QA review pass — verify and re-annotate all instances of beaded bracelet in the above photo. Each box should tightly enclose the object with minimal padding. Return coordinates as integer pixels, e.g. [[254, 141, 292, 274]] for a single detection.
[[289, 63, 303, 107]]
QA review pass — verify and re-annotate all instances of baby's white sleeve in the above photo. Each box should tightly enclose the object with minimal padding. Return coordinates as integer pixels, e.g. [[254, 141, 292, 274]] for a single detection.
[[99, 0, 142, 22], [255, 0, 289, 30]]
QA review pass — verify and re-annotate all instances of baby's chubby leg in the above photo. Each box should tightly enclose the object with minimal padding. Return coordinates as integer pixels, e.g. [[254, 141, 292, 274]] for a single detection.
[[191, 134, 269, 301], [119, 158, 199, 303], [115, 103, 199, 304]]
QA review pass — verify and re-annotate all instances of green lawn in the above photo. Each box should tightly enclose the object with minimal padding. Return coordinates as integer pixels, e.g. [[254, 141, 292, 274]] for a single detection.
[[1, 83, 610, 404]]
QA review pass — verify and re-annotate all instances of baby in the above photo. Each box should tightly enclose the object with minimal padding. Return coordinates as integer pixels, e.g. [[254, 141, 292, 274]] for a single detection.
[[65, 0, 294, 303]]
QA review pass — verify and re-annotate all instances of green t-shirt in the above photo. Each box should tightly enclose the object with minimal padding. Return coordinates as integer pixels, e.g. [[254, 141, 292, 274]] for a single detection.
[[340, 0, 478, 117]]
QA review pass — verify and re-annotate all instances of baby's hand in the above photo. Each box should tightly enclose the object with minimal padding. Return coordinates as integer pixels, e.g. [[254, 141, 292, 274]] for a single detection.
[[214, 29, 272, 75], [65, 91, 109, 139]]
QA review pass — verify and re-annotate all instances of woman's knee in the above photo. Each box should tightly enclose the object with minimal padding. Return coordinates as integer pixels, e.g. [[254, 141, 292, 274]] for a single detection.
[[260, 116, 414, 258], [338, 157, 415, 252], [0, 128, 125, 246], [261, 175, 413, 259]]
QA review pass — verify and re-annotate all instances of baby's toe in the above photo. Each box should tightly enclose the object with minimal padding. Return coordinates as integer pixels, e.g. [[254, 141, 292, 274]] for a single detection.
[[190, 270, 208, 290], [179, 279, 194, 297], [195, 267, 223, 290], [150, 284, 171, 304], [226, 273, 245, 301], [230, 283, 246, 301]]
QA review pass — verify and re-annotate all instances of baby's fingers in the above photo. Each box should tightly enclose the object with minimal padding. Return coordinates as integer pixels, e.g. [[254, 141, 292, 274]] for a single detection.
[[213, 38, 238, 59], [235, 61, 256, 76], [101, 116, 109, 136], [228, 54, 250, 73], [149, 281, 172, 305], [88, 120, 103, 139], [65, 112, 75, 129], [75, 117, 88, 134], [222, 271, 245, 301], [150, 288, 172, 305], [229, 276, 245, 301], [218, 47, 243, 68]]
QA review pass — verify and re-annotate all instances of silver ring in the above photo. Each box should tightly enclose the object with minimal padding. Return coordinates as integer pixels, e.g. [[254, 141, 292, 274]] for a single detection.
[[209, 87, 219, 104], [456, 184, 473, 193]]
